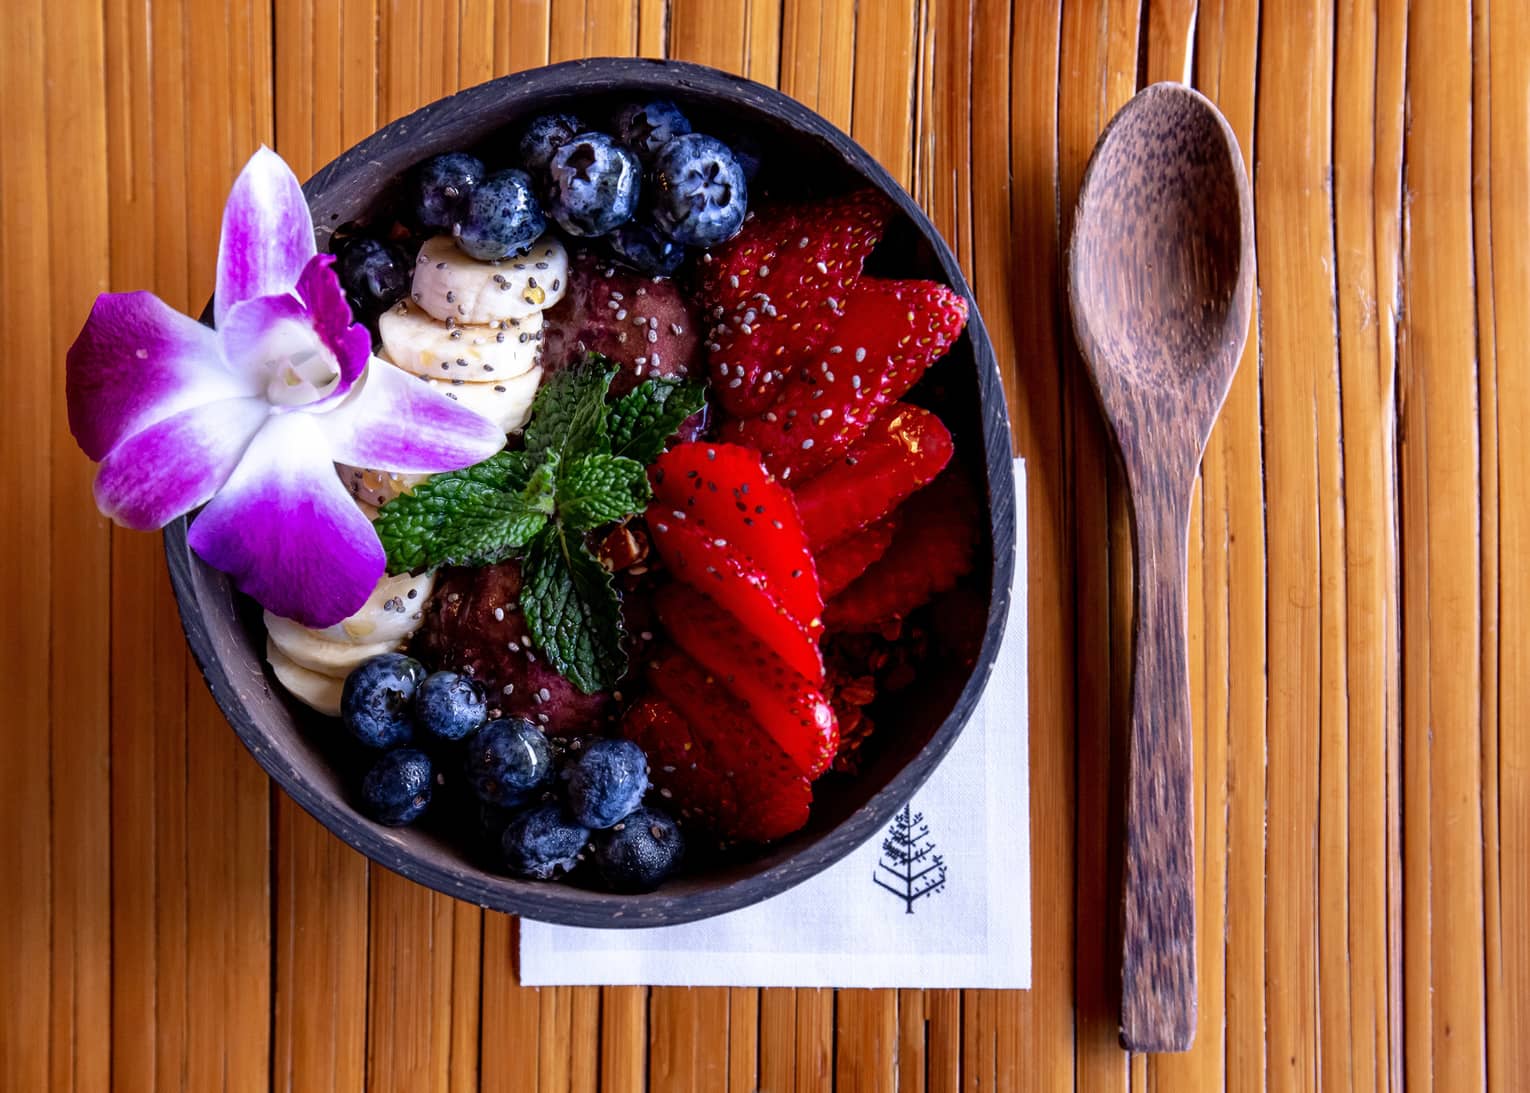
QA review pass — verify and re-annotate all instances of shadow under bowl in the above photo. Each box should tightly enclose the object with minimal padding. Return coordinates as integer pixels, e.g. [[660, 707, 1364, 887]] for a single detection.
[[165, 57, 1017, 927]]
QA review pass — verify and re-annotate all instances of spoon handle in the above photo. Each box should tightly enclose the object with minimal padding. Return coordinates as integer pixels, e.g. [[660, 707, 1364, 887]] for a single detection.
[[1120, 481, 1197, 1053]]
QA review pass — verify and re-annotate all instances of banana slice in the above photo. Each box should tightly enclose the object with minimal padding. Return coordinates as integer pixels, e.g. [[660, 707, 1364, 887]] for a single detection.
[[379, 299, 543, 381], [266, 639, 345, 717], [424, 364, 543, 436], [265, 614, 401, 677], [315, 569, 437, 645], [339, 464, 431, 508], [410, 233, 568, 324]]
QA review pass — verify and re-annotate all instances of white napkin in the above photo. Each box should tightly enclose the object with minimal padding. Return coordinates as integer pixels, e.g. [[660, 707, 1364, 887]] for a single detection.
[[520, 459, 1029, 990]]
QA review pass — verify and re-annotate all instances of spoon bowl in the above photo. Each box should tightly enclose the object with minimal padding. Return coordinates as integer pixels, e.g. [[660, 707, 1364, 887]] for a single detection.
[[1067, 82, 1254, 1053]]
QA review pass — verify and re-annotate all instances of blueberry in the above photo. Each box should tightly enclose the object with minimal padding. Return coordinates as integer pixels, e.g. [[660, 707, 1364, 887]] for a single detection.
[[334, 237, 410, 313], [606, 221, 686, 277], [592, 807, 684, 892], [342, 653, 427, 748], [361, 748, 434, 825], [501, 804, 591, 880], [464, 717, 552, 806], [546, 132, 641, 237], [518, 113, 585, 174], [414, 670, 487, 741], [565, 738, 648, 829], [414, 152, 486, 231], [649, 134, 748, 247], [613, 99, 692, 163], [454, 169, 545, 261]]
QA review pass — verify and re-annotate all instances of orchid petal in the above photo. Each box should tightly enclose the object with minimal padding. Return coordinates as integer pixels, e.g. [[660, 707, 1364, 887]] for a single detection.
[[93, 398, 269, 529], [187, 412, 383, 628], [215, 147, 316, 325], [67, 290, 256, 461], [294, 254, 371, 396], [323, 357, 507, 474]]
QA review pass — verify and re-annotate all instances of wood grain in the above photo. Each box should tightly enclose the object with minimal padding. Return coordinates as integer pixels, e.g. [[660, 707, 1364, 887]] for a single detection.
[[3, 0, 1520, 1087]]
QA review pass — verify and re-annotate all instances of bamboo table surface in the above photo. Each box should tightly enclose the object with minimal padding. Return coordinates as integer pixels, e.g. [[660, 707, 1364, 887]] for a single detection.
[[1, 0, 1521, 1088]]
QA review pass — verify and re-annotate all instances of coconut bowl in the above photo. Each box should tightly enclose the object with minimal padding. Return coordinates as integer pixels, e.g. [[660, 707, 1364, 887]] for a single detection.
[[165, 58, 1016, 927]]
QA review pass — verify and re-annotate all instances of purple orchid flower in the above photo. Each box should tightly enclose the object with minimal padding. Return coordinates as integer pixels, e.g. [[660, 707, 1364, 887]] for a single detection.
[[66, 147, 505, 628]]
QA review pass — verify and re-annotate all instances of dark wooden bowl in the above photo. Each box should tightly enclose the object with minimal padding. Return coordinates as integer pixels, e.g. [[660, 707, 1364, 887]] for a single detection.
[[164, 58, 1016, 927]]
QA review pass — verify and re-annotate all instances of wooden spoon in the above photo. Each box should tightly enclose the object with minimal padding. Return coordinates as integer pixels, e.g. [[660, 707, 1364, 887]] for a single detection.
[[1066, 83, 1254, 1053]]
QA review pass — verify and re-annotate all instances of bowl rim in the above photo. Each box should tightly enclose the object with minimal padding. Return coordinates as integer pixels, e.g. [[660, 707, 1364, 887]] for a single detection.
[[164, 56, 1018, 928]]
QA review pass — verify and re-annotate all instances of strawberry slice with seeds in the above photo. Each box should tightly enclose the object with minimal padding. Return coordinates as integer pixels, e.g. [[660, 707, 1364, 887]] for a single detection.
[[650, 441, 823, 628], [643, 653, 815, 841], [725, 279, 968, 480], [655, 585, 837, 778], [648, 512, 825, 683], [701, 191, 890, 416], [814, 516, 899, 599], [623, 698, 741, 833], [793, 404, 954, 552], [827, 469, 981, 632]]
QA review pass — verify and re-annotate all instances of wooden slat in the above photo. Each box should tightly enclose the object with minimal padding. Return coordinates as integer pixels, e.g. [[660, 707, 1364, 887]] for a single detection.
[[172, 3, 276, 1088], [1330, 0, 1407, 1088], [269, 2, 377, 1086], [481, 915, 542, 1093], [1057, 1, 1139, 1088], [43, 0, 113, 1090], [757, 985, 796, 1091], [0, 0, 57, 1088], [1192, 3, 1267, 1089], [780, 0, 857, 128], [273, 808, 369, 1093], [1254, 0, 1343, 1086], [367, 870, 482, 1088], [1479, 3, 1530, 1089], [1001, 1, 1071, 1089], [836, 991, 898, 1091], [100, 11, 161, 1089], [795, 989, 835, 1090], [647, 988, 729, 1091], [1400, 0, 1488, 1088]]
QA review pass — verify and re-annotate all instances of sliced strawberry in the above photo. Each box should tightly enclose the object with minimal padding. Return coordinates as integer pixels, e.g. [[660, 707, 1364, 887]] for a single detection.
[[793, 404, 954, 551], [647, 513, 825, 683], [623, 697, 742, 834], [650, 441, 823, 627], [654, 585, 837, 778], [643, 653, 814, 841], [814, 516, 899, 599], [725, 279, 968, 480], [827, 469, 981, 632], [701, 191, 890, 416]]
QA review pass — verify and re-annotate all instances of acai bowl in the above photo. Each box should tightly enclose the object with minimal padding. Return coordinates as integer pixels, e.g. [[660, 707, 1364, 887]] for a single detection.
[[143, 59, 1015, 926]]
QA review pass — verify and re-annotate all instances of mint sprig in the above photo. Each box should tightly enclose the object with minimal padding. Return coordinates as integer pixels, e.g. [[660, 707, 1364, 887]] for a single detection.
[[371, 450, 556, 572], [373, 355, 704, 693], [520, 523, 627, 694]]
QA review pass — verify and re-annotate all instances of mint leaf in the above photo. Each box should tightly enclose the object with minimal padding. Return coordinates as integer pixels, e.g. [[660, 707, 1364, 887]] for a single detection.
[[523, 356, 615, 460], [608, 377, 707, 464], [374, 450, 556, 573], [520, 523, 626, 693], [557, 453, 650, 531]]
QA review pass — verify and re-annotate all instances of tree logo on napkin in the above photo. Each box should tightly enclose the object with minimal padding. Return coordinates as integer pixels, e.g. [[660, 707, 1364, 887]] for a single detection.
[[873, 804, 948, 913]]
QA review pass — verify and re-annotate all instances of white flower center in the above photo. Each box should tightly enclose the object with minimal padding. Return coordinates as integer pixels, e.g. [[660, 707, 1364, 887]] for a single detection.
[[256, 319, 341, 407]]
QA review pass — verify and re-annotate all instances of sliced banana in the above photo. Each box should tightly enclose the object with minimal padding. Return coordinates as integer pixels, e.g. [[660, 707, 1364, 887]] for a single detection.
[[379, 299, 543, 381], [410, 233, 568, 325], [266, 639, 345, 717], [424, 364, 543, 436], [312, 569, 437, 645], [339, 464, 431, 508], [265, 614, 401, 677]]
